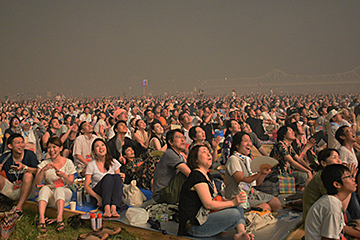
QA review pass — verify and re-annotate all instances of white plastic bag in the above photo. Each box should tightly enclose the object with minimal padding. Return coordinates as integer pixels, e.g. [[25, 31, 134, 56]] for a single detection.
[[125, 207, 149, 226], [122, 180, 147, 206]]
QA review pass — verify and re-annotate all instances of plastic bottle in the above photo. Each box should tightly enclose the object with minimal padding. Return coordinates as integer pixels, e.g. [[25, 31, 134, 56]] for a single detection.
[[77, 189, 83, 206], [97, 213, 102, 229], [90, 213, 96, 230]]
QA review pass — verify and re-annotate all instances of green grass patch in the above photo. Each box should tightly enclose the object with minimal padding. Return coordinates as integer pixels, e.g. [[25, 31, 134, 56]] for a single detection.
[[8, 210, 140, 240]]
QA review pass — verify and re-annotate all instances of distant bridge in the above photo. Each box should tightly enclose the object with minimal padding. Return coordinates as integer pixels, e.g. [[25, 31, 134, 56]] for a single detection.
[[198, 66, 360, 94]]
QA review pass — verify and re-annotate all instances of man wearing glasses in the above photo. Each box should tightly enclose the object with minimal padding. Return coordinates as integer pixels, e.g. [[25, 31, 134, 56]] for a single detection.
[[153, 129, 190, 204], [305, 164, 357, 240]]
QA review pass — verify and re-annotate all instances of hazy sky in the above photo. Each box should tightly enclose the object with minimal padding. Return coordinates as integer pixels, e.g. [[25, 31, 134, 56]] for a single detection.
[[1, 1, 360, 97]]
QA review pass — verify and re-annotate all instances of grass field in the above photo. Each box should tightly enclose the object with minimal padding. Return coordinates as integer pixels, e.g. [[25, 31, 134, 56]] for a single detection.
[[8, 209, 140, 240]]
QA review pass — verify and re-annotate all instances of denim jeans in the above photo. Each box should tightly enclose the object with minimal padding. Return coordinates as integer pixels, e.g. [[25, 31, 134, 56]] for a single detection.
[[188, 206, 246, 237], [90, 174, 123, 209]]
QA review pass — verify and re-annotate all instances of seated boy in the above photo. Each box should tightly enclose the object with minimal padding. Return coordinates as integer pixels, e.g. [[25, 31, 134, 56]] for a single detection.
[[305, 164, 356, 240]]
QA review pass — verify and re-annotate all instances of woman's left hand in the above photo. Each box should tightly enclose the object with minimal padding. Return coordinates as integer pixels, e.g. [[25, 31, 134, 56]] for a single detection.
[[232, 191, 247, 205]]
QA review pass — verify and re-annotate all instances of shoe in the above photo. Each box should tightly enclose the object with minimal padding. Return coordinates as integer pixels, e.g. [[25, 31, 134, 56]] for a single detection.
[[78, 232, 109, 240], [68, 214, 85, 229], [15, 208, 23, 220], [94, 226, 121, 236]]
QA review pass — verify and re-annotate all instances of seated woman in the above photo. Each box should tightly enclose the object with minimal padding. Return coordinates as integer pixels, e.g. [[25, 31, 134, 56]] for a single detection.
[[178, 145, 254, 240], [2, 116, 21, 152], [148, 120, 167, 151], [266, 126, 313, 189], [224, 132, 281, 211], [121, 144, 161, 191], [84, 138, 126, 218], [132, 119, 149, 149], [35, 137, 76, 233], [289, 122, 317, 170], [120, 144, 143, 184], [188, 126, 220, 162]]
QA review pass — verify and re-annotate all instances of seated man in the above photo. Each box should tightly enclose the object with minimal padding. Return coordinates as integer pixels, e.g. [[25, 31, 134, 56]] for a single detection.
[[152, 129, 191, 204], [303, 148, 360, 239], [336, 126, 357, 168], [246, 109, 269, 141], [107, 120, 146, 162], [0, 133, 38, 214], [73, 122, 98, 175], [305, 164, 357, 240]]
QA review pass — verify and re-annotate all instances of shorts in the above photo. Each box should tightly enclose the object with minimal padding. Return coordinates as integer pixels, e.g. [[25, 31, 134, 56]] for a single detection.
[[1, 178, 36, 200], [248, 188, 275, 208]]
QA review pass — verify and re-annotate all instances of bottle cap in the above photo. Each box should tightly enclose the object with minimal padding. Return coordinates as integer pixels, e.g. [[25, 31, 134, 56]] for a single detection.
[[97, 213, 102, 218], [90, 213, 96, 218]]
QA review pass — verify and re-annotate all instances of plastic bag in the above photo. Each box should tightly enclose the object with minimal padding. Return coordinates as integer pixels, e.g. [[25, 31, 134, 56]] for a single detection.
[[123, 180, 147, 206], [125, 207, 149, 226]]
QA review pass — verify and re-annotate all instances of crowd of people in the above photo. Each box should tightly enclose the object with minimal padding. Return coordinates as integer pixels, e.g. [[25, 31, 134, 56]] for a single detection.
[[0, 91, 359, 239]]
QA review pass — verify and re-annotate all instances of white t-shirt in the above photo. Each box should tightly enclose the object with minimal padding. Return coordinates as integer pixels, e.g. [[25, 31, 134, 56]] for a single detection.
[[79, 113, 92, 123], [37, 158, 76, 185], [305, 194, 344, 240], [225, 154, 255, 199], [73, 134, 99, 169], [339, 146, 358, 168], [85, 159, 121, 188], [94, 119, 106, 135]]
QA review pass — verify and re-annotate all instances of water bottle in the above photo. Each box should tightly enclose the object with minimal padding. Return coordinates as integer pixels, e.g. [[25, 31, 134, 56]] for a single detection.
[[76, 189, 83, 206]]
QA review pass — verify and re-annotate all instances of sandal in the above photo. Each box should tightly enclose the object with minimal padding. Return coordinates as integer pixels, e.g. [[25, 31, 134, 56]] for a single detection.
[[78, 232, 109, 240], [37, 223, 47, 233], [56, 221, 66, 232], [110, 212, 120, 218], [94, 226, 122, 236]]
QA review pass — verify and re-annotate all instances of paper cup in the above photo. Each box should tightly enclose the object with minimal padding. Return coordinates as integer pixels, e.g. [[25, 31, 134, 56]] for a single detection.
[[70, 201, 76, 211]]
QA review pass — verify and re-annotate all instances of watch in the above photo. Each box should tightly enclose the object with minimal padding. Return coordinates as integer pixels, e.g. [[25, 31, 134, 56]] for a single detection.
[[24, 165, 28, 172]]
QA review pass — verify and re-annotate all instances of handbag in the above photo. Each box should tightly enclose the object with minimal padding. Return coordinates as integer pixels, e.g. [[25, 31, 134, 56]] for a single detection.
[[195, 206, 210, 225], [245, 209, 277, 232], [0, 207, 18, 240], [278, 174, 296, 194]]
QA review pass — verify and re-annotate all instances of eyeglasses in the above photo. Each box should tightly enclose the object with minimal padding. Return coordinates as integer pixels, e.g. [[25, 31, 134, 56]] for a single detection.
[[336, 174, 355, 182], [342, 174, 355, 180], [345, 129, 355, 133], [174, 136, 185, 140]]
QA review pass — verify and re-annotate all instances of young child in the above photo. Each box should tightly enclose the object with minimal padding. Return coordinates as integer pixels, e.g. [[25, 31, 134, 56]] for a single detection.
[[305, 164, 357, 240]]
